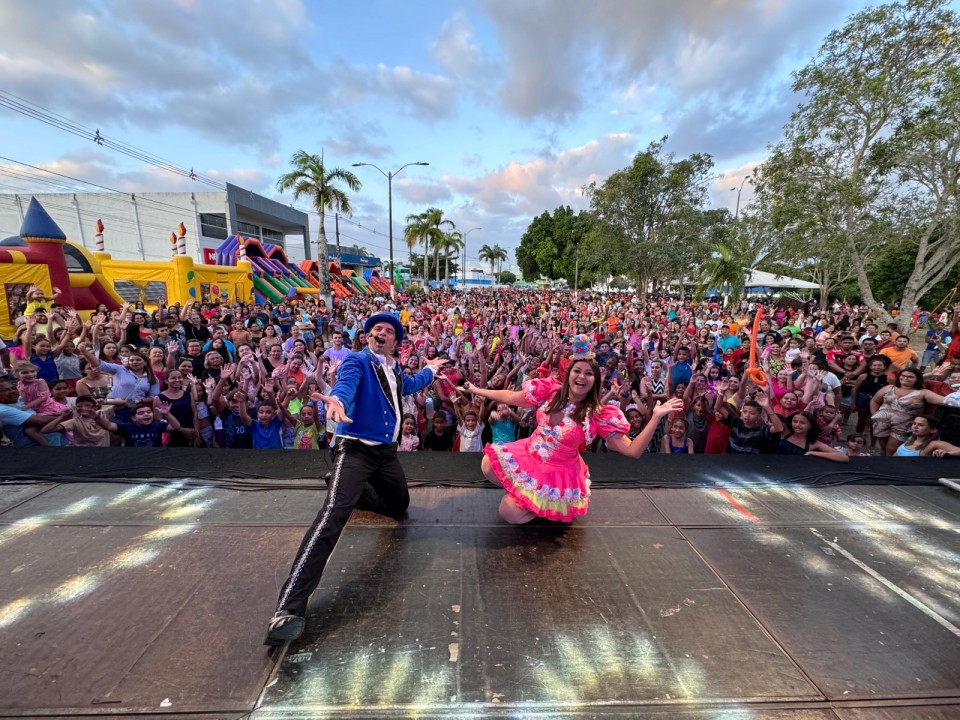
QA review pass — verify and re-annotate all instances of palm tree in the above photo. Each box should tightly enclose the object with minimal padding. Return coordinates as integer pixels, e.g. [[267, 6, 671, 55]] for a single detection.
[[492, 244, 508, 282], [438, 230, 464, 286], [478, 243, 497, 282], [403, 208, 454, 285], [696, 225, 773, 308], [276, 149, 360, 297]]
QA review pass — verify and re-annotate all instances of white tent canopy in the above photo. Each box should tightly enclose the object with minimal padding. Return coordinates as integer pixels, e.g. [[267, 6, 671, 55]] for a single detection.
[[743, 268, 819, 290]]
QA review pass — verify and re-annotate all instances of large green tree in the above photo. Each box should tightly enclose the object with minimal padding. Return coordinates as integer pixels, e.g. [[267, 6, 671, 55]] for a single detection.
[[833, 232, 960, 307], [767, 0, 960, 332], [751, 151, 857, 307], [276, 149, 360, 297], [585, 137, 714, 300], [515, 206, 595, 285], [664, 207, 730, 296]]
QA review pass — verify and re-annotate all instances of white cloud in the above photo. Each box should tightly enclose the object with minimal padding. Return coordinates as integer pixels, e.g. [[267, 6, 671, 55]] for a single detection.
[[394, 179, 453, 205], [0, 0, 459, 155], [446, 132, 637, 218], [330, 60, 457, 121], [325, 118, 393, 162], [0, 1, 315, 154], [431, 10, 493, 90], [484, 0, 859, 130]]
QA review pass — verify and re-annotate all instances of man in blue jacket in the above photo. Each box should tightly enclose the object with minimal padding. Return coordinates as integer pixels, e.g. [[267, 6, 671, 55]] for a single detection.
[[265, 313, 448, 645]]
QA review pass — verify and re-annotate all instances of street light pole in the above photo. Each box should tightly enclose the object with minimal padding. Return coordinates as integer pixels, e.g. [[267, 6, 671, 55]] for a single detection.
[[461, 227, 481, 288], [731, 176, 752, 221], [353, 160, 429, 296]]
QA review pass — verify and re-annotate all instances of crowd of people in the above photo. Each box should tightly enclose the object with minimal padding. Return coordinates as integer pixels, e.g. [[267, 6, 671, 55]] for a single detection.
[[7, 284, 958, 647], [2, 284, 959, 459]]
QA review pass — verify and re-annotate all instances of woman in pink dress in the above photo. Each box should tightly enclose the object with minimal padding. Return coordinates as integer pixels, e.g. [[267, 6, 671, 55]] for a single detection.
[[464, 337, 683, 524]]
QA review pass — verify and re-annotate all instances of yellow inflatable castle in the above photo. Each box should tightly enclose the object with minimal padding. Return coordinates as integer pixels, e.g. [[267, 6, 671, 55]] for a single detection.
[[0, 197, 255, 337]]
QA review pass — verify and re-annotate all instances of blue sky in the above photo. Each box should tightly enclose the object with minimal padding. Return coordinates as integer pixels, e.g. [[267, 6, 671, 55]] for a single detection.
[[0, 0, 882, 271]]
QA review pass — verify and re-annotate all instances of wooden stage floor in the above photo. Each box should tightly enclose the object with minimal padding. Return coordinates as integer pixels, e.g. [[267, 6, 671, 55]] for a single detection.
[[1, 472, 959, 719]]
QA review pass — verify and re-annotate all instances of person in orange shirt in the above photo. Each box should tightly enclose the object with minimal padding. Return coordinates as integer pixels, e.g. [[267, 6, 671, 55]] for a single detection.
[[606, 315, 619, 335], [879, 335, 918, 374]]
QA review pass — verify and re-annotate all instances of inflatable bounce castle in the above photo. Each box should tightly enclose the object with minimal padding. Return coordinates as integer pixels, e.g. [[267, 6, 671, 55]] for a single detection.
[[0, 197, 124, 337], [0, 197, 257, 338], [0, 196, 393, 338]]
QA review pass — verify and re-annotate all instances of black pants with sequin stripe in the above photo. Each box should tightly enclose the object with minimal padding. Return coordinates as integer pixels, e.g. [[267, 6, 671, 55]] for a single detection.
[[275, 439, 408, 617]]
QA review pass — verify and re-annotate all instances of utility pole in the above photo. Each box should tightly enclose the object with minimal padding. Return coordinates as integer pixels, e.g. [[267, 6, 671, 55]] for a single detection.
[[574, 245, 580, 293], [335, 213, 341, 264], [352, 160, 430, 298]]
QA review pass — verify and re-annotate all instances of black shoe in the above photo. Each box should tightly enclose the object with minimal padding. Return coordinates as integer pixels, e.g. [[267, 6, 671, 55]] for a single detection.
[[264, 611, 305, 646]]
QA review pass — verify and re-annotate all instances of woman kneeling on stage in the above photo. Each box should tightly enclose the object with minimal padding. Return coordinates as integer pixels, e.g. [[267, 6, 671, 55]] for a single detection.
[[464, 336, 682, 524]]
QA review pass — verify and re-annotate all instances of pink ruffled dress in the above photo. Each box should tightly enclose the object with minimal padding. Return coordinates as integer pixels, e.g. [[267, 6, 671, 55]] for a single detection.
[[482, 378, 630, 522]]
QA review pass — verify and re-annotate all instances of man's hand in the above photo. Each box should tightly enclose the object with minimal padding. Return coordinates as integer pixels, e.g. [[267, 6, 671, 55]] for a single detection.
[[310, 392, 352, 424], [425, 356, 451, 370]]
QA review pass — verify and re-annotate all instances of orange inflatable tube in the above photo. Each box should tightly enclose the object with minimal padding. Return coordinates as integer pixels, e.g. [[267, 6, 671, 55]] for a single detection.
[[744, 305, 768, 387]]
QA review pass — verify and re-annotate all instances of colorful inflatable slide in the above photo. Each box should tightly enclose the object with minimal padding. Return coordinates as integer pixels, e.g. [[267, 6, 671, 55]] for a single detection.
[[214, 234, 319, 305], [296, 260, 387, 299]]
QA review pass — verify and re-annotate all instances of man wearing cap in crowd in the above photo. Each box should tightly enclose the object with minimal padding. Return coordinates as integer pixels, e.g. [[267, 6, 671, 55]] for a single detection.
[[265, 311, 450, 646]]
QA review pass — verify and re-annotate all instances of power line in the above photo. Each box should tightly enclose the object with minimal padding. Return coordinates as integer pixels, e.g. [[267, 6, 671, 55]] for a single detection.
[[2, 94, 449, 261], [0, 90, 463, 262], [0, 155, 215, 218], [0, 89, 225, 189], [0, 91, 428, 259]]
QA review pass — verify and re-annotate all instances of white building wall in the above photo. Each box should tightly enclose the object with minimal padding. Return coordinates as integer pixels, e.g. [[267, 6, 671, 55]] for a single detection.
[[0, 192, 226, 262]]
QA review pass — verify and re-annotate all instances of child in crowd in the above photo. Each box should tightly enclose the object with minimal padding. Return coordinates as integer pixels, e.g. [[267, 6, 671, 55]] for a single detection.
[[662, 417, 693, 454], [625, 406, 646, 440], [250, 388, 296, 449], [291, 402, 322, 450], [210, 368, 253, 448], [22, 286, 61, 317], [398, 413, 420, 451], [41, 395, 111, 446], [838, 433, 871, 457], [488, 401, 519, 444], [15, 360, 66, 415], [451, 401, 484, 452], [815, 404, 843, 446], [49, 379, 72, 409], [97, 399, 180, 447]]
